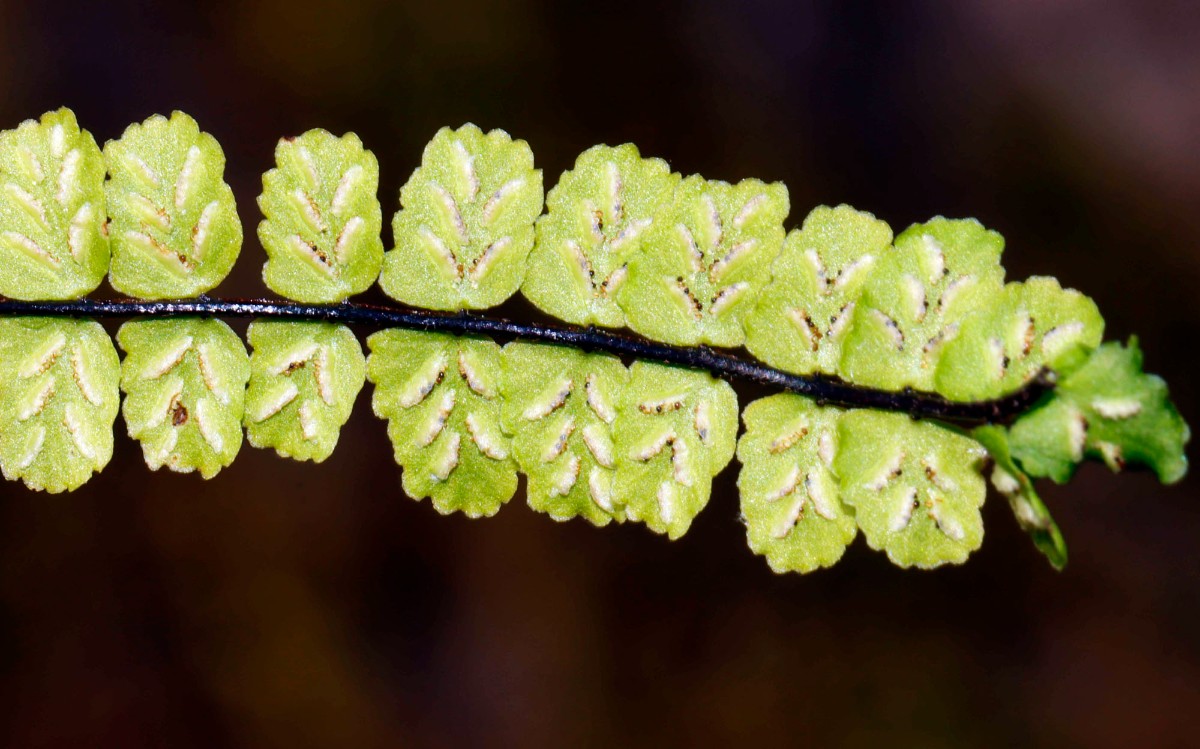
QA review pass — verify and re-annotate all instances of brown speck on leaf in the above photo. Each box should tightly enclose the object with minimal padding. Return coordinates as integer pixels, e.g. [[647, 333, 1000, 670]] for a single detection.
[[803, 311, 822, 352], [296, 237, 330, 266]]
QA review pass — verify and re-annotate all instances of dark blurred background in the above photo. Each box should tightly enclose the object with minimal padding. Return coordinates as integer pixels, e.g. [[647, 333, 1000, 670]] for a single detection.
[[0, 1, 1197, 746]]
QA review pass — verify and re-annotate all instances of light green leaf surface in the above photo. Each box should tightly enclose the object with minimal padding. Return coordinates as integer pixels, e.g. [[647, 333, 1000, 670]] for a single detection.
[[745, 205, 892, 375], [368, 329, 518, 516], [614, 362, 738, 539], [736, 394, 856, 573], [521, 144, 679, 327], [0, 318, 119, 492], [258, 130, 383, 302], [973, 424, 1067, 570], [618, 175, 788, 347], [381, 124, 543, 310], [935, 277, 1103, 401], [839, 217, 1005, 391], [836, 410, 988, 568], [105, 111, 242, 299], [244, 321, 366, 462], [118, 318, 250, 478], [501, 342, 628, 525], [1008, 339, 1189, 484], [0, 108, 109, 300]]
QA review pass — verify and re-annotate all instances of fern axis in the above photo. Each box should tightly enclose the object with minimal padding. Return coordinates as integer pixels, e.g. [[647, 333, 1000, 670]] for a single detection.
[[0, 298, 1054, 427]]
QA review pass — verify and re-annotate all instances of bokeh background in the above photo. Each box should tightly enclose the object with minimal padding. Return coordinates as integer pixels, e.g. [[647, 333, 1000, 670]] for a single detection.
[[0, 1, 1197, 746]]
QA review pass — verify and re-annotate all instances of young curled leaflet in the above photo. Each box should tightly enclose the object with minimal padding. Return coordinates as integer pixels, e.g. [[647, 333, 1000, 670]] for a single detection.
[[0, 107, 1188, 575]]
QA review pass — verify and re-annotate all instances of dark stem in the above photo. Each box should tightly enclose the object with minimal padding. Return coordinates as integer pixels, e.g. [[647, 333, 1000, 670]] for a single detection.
[[0, 298, 1051, 427]]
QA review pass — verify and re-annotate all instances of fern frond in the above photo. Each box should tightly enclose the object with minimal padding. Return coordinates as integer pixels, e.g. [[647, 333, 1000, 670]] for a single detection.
[[367, 330, 518, 517], [105, 112, 242, 299], [618, 175, 789, 347], [1007, 339, 1189, 484], [117, 318, 250, 477], [0, 108, 109, 300], [258, 129, 383, 302], [839, 217, 1005, 391], [973, 424, 1067, 570], [745, 205, 892, 376], [935, 277, 1103, 401], [614, 362, 739, 539], [501, 342, 627, 526], [0, 318, 119, 492], [522, 144, 679, 328], [0, 109, 1189, 576], [737, 394, 857, 573], [836, 410, 988, 568], [381, 125, 543, 310], [244, 321, 366, 462]]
